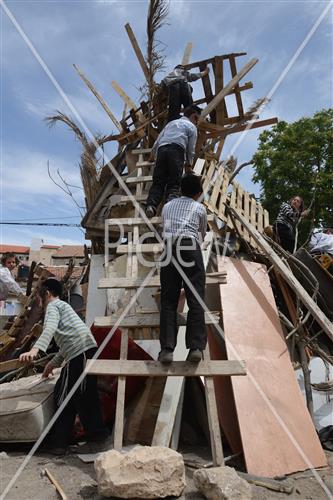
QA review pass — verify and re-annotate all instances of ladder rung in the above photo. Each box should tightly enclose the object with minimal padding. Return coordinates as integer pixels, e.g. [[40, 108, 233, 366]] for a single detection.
[[118, 194, 148, 203], [94, 311, 220, 328], [132, 148, 152, 155], [106, 214, 215, 226], [125, 175, 152, 184], [116, 243, 163, 254], [86, 359, 246, 377], [98, 272, 227, 289], [135, 161, 154, 168]]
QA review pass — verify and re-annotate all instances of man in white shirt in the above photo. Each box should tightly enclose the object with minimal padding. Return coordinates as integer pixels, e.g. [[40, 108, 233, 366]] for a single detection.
[[0, 252, 25, 301], [158, 173, 207, 364], [309, 227, 333, 256], [145, 105, 201, 218]]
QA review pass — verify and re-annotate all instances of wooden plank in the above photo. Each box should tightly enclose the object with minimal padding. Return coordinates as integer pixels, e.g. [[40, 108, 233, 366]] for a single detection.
[[85, 255, 107, 328], [111, 80, 137, 110], [193, 158, 206, 176], [229, 55, 244, 117], [213, 56, 227, 124], [243, 191, 250, 242], [199, 58, 258, 121], [118, 194, 148, 203], [86, 359, 246, 377], [98, 273, 227, 289], [218, 257, 327, 476], [182, 53, 247, 70], [124, 23, 150, 81], [229, 208, 333, 342], [199, 62, 215, 122], [181, 42, 193, 65], [106, 214, 215, 227], [257, 204, 264, 234], [201, 117, 278, 137], [204, 345, 224, 466], [73, 64, 122, 131], [95, 311, 220, 328], [249, 196, 257, 247], [0, 359, 23, 374], [132, 148, 152, 155], [113, 329, 128, 450], [116, 243, 163, 254], [125, 175, 152, 184]]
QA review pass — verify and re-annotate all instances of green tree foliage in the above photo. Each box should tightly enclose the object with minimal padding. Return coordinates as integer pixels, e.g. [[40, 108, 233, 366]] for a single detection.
[[252, 109, 333, 242]]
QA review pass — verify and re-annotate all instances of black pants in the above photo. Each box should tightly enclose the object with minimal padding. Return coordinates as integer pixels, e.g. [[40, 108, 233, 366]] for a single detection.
[[146, 144, 184, 209], [50, 348, 108, 447], [160, 238, 206, 351], [275, 222, 295, 253], [168, 81, 193, 122]]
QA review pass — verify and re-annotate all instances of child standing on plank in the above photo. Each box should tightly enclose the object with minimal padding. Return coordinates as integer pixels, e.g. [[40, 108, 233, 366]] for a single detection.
[[20, 278, 109, 455]]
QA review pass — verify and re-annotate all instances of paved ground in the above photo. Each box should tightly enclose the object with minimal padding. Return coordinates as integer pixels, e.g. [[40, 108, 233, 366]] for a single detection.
[[0, 448, 332, 499]]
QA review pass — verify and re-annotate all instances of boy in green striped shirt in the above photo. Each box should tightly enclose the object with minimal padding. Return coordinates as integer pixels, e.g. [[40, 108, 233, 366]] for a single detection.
[[20, 278, 109, 455]]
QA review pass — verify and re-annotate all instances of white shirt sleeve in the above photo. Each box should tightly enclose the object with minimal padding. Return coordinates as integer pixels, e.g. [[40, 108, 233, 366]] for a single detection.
[[0, 267, 23, 297], [186, 123, 197, 165]]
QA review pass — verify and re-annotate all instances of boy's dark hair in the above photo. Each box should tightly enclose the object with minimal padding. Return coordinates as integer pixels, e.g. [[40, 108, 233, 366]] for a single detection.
[[40, 278, 63, 299], [181, 173, 203, 197], [1, 252, 18, 266], [183, 105, 202, 118]]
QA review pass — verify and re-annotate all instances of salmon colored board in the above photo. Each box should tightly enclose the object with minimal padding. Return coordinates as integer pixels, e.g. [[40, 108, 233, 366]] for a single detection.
[[218, 257, 327, 477]]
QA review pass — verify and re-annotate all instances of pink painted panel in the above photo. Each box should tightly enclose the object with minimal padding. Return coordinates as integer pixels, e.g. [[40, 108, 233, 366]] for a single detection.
[[219, 257, 327, 477]]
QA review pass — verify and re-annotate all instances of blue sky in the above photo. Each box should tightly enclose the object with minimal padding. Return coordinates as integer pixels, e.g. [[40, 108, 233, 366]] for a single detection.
[[1, 0, 332, 246]]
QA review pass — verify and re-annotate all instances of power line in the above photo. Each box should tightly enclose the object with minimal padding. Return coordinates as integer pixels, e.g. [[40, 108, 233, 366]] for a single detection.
[[0, 222, 81, 227], [3, 216, 81, 222]]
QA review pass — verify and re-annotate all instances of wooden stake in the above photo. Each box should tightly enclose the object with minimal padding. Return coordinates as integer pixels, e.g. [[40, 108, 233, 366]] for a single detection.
[[181, 42, 193, 65], [124, 23, 150, 81], [73, 64, 122, 132]]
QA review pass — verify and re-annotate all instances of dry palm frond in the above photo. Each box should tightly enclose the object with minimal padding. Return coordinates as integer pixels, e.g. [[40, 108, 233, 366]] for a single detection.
[[45, 112, 112, 208], [245, 97, 269, 121], [223, 155, 238, 175], [146, 0, 169, 104]]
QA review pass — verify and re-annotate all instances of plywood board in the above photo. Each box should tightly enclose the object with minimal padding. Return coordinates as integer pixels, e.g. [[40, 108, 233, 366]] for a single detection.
[[85, 255, 107, 328], [218, 257, 327, 477]]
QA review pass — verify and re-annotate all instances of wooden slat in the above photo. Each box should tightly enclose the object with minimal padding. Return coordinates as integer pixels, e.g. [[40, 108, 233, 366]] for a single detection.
[[229, 208, 333, 342], [213, 56, 227, 124], [205, 118, 279, 139], [199, 58, 258, 120], [204, 346, 224, 465], [73, 64, 122, 132], [99, 273, 227, 289], [116, 243, 163, 254], [181, 42, 193, 65], [124, 23, 150, 81], [106, 214, 215, 227], [243, 191, 250, 242], [199, 62, 215, 122], [125, 175, 152, 184], [117, 194, 148, 203], [111, 80, 137, 110], [257, 204, 264, 234], [86, 359, 246, 377], [182, 52, 247, 70], [249, 196, 257, 247], [132, 148, 152, 155], [114, 329, 128, 451], [95, 311, 220, 328], [229, 55, 244, 117]]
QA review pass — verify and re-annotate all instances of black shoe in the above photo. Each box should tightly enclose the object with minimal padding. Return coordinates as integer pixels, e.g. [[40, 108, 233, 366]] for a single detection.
[[145, 205, 156, 218], [158, 349, 173, 363], [72, 436, 112, 455], [187, 349, 203, 363]]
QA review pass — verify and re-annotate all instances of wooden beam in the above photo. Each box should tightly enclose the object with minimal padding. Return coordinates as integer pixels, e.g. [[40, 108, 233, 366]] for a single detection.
[[125, 23, 150, 81], [202, 117, 278, 138], [229, 55, 244, 117], [106, 214, 215, 227], [125, 175, 152, 184], [73, 64, 122, 132], [98, 273, 227, 289], [116, 243, 163, 254], [213, 55, 227, 124], [182, 53, 247, 70], [229, 208, 333, 342], [94, 311, 220, 328], [111, 80, 137, 110], [199, 58, 258, 121], [181, 42, 193, 65], [86, 359, 246, 377]]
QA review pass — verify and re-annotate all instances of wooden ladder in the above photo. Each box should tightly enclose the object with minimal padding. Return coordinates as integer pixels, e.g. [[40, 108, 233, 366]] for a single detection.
[[87, 150, 246, 465]]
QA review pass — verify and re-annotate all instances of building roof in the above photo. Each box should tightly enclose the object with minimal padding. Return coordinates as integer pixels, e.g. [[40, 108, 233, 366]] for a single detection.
[[52, 245, 86, 258], [0, 245, 30, 254], [46, 266, 84, 280], [41, 245, 60, 249]]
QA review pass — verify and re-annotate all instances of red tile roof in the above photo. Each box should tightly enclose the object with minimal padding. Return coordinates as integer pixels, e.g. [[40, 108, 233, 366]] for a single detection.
[[0, 245, 30, 254], [52, 245, 85, 258], [45, 266, 84, 280]]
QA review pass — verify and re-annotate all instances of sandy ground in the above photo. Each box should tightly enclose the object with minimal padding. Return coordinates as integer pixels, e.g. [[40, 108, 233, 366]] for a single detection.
[[0, 448, 332, 499]]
